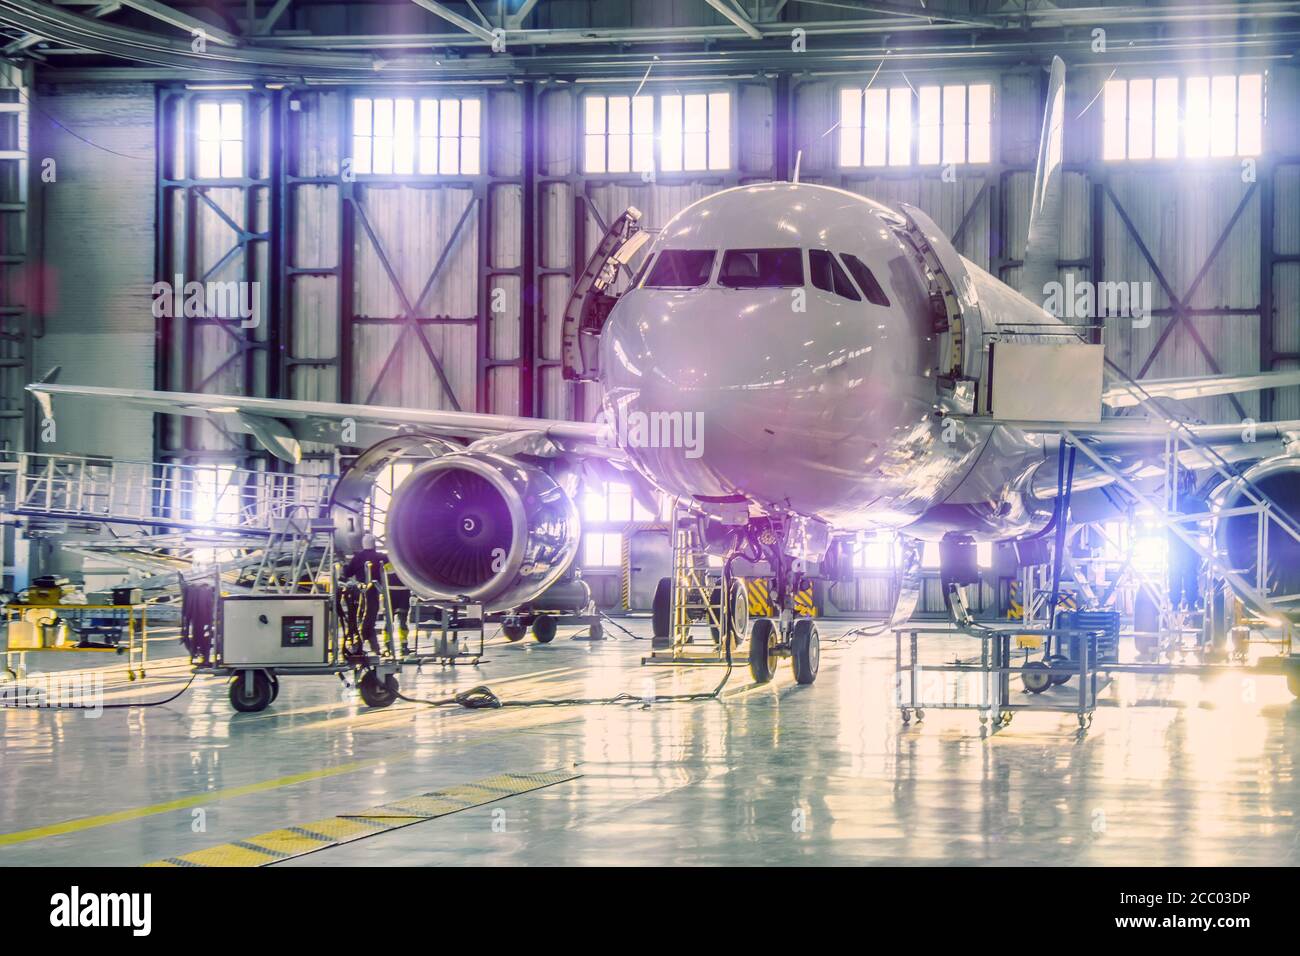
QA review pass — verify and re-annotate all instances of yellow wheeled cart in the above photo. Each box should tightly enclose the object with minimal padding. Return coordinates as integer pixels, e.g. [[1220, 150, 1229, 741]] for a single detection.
[[2, 602, 151, 681]]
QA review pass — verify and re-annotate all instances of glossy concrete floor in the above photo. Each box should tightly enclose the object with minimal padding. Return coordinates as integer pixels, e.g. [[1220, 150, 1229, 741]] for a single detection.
[[1, 618, 1299, 866]]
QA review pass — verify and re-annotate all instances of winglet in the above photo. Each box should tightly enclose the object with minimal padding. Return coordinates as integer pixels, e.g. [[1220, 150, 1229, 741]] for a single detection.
[[1019, 56, 1067, 302], [27, 366, 62, 422]]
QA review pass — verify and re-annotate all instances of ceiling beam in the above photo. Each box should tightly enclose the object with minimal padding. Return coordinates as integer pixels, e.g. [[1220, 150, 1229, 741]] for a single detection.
[[118, 0, 240, 46], [505, 0, 542, 30], [410, 0, 496, 43], [3, 0, 119, 55], [789, 0, 1000, 29], [254, 0, 291, 36], [704, 0, 763, 39]]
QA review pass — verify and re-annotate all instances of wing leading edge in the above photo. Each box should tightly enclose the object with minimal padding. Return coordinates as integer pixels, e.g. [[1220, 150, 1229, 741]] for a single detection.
[[27, 383, 617, 464]]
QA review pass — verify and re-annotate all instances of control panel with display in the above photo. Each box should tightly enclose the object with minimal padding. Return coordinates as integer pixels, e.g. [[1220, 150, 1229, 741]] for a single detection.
[[281, 615, 314, 648]]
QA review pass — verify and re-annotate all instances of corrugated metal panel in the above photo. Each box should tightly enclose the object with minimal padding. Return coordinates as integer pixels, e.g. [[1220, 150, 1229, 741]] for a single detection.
[[488, 88, 522, 178], [790, 79, 834, 177], [289, 90, 343, 178], [539, 88, 574, 178], [1275, 263, 1300, 354], [1102, 168, 1262, 422], [1274, 361, 1300, 421], [31, 84, 156, 461], [1276, 162, 1300, 256], [1000, 70, 1041, 167], [737, 81, 773, 175], [488, 178, 523, 414]]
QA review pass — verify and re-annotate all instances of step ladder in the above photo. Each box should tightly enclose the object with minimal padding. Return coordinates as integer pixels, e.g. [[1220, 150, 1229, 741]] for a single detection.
[[643, 503, 733, 665]]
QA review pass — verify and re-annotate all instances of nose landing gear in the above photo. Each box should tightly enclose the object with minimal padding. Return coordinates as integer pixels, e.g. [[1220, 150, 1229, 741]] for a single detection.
[[747, 615, 821, 685]]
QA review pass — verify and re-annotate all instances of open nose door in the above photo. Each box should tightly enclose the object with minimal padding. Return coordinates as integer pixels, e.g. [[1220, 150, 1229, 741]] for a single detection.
[[561, 206, 649, 383]]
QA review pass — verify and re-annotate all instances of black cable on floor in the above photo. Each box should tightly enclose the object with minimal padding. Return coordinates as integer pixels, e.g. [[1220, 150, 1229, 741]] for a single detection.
[[0, 674, 198, 710], [395, 661, 733, 710]]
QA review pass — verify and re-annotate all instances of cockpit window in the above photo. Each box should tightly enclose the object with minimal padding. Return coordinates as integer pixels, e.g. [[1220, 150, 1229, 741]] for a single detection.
[[630, 252, 654, 288], [718, 248, 803, 288], [840, 253, 891, 307], [809, 250, 861, 302], [644, 250, 716, 288]]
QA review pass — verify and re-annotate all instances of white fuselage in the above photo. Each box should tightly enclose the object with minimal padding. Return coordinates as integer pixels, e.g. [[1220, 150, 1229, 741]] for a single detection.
[[598, 182, 1060, 539]]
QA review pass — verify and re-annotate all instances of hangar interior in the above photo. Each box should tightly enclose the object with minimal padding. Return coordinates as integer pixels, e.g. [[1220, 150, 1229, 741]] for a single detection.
[[2, 0, 1300, 868]]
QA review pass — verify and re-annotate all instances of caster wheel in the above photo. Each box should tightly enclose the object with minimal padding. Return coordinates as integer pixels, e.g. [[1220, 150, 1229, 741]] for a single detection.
[[358, 670, 399, 708], [1287, 669, 1300, 699], [1022, 661, 1053, 694], [999, 710, 1014, 726], [915, 708, 925, 721], [790, 619, 820, 685], [502, 622, 527, 642], [900, 709, 911, 725], [1077, 714, 1093, 731], [1046, 654, 1071, 686], [229, 670, 274, 713], [748, 619, 779, 684], [532, 616, 557, 644], [127, 671, 137, 682]]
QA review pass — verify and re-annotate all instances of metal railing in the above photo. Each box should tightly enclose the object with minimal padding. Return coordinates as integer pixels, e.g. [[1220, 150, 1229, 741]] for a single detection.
[[7, 452, 335, 535]]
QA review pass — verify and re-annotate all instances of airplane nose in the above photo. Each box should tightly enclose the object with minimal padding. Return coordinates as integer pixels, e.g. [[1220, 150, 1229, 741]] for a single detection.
[[598, 290, 794, 497]]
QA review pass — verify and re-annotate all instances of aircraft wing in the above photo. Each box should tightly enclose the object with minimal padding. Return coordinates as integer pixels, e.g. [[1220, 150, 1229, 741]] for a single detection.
[[1016, 416, 1300, 500], [27, 382, 618, 465], [1102, 369, 1300, 408]]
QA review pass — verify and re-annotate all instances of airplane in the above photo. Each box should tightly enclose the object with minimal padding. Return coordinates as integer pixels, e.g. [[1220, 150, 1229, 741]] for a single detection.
[[26, 58, 1300, 688]]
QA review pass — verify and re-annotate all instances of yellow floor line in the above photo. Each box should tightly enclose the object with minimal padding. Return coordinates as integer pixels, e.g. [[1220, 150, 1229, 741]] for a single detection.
[[146, 768, 581, 867], [0, 756, 388, 848]]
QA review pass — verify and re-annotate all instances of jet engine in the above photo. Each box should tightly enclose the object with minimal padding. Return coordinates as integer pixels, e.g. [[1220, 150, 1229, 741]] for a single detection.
[[1210, 455, 1300, 618], [385, 452, 580, 612]]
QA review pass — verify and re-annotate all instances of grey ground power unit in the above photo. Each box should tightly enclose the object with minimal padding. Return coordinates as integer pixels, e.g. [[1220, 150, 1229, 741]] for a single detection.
[[220, 595, 332, 668]]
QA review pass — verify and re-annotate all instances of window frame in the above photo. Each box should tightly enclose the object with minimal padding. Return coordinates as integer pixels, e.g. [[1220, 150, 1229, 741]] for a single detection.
[[580, 85, 735, 177], [347, 90, 485, 179], [808, 249, 861, 302], [717, 247, 804, 290], [192, 97, 246, 181], [838, 78, 995, 170], [1101, 72, 1265, 163], [642, 249, 718, 289]]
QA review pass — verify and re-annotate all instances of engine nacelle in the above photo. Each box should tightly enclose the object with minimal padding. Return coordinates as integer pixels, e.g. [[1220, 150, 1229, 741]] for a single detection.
[[1210, 454, 1300, 618], [386, 452, 581, 612]]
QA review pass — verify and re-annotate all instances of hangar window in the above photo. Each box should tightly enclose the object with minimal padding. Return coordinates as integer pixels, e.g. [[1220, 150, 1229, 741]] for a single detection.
[[584, 532, 623, 568], [718, 248, 803, 289], [839, 83, 990, 168], [351, 96, 481, 176], [808, 250, 861, 301], [583, 91, 731, 174], [661, 92, 731, 172], [1103, 74, 1262, 160], [584, 94, 654, 174], [917, 84, 992, 165], [839, 253, 891, 307], [644, 250, 716, 288], [195, 101, 243, 178]]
